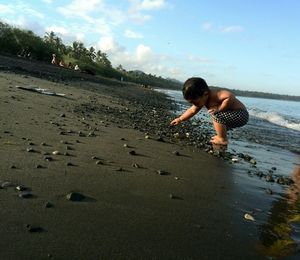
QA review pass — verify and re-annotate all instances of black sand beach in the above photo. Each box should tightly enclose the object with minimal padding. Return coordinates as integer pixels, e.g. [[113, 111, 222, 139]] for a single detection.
[[0, 55, 299, 259]]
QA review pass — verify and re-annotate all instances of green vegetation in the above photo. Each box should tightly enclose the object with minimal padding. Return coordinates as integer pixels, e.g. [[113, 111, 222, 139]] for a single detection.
[[0, 21, 181, 89]]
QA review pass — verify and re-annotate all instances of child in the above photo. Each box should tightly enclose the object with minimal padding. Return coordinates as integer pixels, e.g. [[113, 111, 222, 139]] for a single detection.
[[170, 77, 249, 145]]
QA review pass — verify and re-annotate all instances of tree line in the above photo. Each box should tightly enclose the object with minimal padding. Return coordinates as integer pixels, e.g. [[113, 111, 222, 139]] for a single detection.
[[0, 21, 181, 89]]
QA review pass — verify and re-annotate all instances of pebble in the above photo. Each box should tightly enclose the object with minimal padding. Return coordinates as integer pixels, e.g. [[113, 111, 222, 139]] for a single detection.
[[1, 181, 13, 188], [26, 147, 35, 153], [36, 164, 43, 169], [95, 160, 103, 165], [52, 151, 60, 155], [45, 202, 54, 208], [157, 169, 169, 175], [66, 192, 85, 201], [129, 150, 136, 155], [244, 213, 255, 221], [16, 185, 26, 191], [66, 162, 74, 166], [26, 224, 44, 233], [44, 156, 53, 161], [18, 191, 33, 198], [172, 151, 180, 156], [132, 163, 140, 168]]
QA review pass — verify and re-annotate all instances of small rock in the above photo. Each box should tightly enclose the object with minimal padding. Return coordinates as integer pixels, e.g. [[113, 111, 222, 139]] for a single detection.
[[95, 160, 103, 165], [60, 113, 66, 118], [10, 165, 17, 169], [26, 148, 35, 153], [66, 192, 85, 201], [172, 151, 180, 156], [44, 156, 53, 161], [129, 150, 136, 155], [169, 193, 175, 199], [1, 181, 13, 188], [26, 224, 44, 233], [36, 164, 43, 169], [16, 185, 27, 191], [45, 202, 54, 208], [244, 213, 255, 221], [132, 163, 140, 168], [19, 191, 33, 198], [250, 159, 257, 165], [157, 169, 169, 175], [66, 162, 74, 166], [52, 151, 60, 155]]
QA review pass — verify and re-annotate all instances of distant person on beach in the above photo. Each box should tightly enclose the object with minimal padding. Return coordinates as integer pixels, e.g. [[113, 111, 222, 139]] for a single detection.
[[51, 54, 57, 65], [74, 64, 80, 71], [170, 77, 249, 145]]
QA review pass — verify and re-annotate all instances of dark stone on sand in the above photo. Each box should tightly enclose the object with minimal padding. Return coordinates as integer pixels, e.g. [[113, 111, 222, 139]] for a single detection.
[[60, 113, 66, 117], [129, 150, 136, 155], [19, 191, 33, 198], [1, 181, 13, 188], [10, 165, 17, 169], [66, 162, 74, 166], [156, 136, 165, 142], [26, 224, 44, 233], [157, 169, 169, 175], [132, 163, 140, 168], [36, 164, 43, 169], [45, 202, 54, 208], [173, 151, 180, 156], [16, 185, 27, 191], [95, 160, 103, 165], [44, 156, 53, 161], [272, 167, 277, 171], [66, 192, 85, 201], [26, 147, 35, 153]]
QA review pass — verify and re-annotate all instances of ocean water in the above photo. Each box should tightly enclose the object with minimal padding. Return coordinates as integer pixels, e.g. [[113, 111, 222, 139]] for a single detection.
[[156, 89, 300, 259], [158, 89, 300, 155]]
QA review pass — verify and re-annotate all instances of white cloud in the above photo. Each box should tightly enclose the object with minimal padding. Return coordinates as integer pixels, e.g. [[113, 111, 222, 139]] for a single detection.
[[42, 0, 54, 4], [128, 0, 167, 24], [0, 4, 13, 13], [221, 25, 244, 33], [46, 25, 68, 35], [139, 0, 166, 10], [124, 29, 143, 39], [97, 36, 124, 53], [136, 44, 152, 62]]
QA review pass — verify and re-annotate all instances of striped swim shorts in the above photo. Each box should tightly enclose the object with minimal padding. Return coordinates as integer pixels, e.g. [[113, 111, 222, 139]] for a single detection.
[[211, 109, 249, 129]]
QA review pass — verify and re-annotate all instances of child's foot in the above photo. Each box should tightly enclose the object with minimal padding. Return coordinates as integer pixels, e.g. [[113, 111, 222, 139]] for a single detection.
[[210, 136, 228, 145]]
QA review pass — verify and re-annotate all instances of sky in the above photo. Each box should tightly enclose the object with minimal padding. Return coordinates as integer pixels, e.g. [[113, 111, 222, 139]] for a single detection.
[[0, 0, 300, 95]]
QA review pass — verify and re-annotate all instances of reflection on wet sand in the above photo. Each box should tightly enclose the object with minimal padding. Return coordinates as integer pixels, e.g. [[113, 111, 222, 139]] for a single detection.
[[257, 158, 300, 258]]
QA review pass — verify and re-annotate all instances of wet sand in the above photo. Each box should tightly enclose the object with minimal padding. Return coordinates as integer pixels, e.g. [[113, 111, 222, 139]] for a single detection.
[[0, 56, 299, 259]]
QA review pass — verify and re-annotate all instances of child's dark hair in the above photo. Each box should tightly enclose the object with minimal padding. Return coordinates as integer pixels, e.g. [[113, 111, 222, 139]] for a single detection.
[[182, 77, 209, 100]]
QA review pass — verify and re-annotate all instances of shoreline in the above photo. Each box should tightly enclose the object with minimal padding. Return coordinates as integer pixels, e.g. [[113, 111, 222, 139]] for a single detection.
[[1, 55, 300, 259]]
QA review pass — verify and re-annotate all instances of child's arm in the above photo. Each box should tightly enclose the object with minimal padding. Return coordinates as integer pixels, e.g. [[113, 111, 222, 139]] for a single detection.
[[170, 105, 201, 125], [208, 90, 235, 114]]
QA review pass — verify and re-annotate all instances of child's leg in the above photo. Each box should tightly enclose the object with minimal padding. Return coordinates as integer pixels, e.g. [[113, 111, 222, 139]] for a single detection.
[[211, 120, 228, 145]]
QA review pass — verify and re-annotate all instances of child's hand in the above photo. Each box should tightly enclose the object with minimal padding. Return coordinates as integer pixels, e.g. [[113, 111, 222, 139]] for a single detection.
[[170, 117, 182, 126], [208, 108, 219, 115]]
